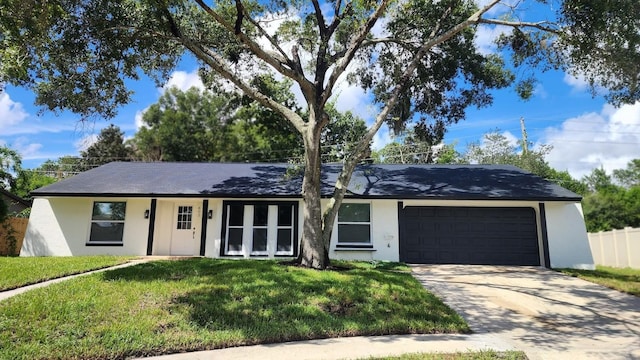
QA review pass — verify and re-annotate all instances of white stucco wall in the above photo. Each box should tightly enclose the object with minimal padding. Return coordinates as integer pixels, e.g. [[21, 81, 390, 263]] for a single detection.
[[544, 202, 594, 269], [204, 199, 223, 258], [152, 200, 174, 255], [328, 199, 400, 262], [22, 195, 593, 269], [21, 197, 151, 256]]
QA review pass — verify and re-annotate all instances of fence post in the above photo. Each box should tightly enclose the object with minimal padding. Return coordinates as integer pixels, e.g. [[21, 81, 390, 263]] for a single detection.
[[625, 227, 632, 268], [611, 229, 620, 267], [599, 231, 604, 266]]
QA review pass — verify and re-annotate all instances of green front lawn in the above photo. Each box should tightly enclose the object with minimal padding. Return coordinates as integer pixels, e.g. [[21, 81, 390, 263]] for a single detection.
[[0, 259, 468, 359], [558, 265, 640, 296], [0, 256, 134, 291]]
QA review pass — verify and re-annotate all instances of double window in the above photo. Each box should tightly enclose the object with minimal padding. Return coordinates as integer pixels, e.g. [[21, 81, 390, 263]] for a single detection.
[[223, 201, 297, 257], [337, 203, 372, 247], [88, 201, 126, 245]]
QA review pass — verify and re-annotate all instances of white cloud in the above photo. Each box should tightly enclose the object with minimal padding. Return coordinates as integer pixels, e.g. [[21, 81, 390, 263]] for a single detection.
[[134, 107, 150, 130], [163, 70, 205, 92], [74, 134, 98, 152], [563, 73, 589, 93], [331, 82, 376, 123], [0, 93, 29, 129], [534, 84, 548, 99], [475, 0, 519, 16], [372, 126, 392, 150], [11, 137, 42, 158], [542, 102, 640, 179], [474, 24, 511, 55]]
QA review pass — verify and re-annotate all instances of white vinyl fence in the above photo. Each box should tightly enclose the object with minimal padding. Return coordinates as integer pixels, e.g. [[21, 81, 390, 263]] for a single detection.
[[588, 227, 640, 269]]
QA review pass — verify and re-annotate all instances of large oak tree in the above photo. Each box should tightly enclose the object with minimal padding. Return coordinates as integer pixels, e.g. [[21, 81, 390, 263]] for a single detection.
[[2, 0, 639, 268]]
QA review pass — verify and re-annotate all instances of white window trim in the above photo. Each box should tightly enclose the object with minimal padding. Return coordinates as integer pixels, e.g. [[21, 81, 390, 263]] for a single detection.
[[337, 202, 372, 247]]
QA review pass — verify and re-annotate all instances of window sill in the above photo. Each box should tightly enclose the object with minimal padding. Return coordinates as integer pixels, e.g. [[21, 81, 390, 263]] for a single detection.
[[86, 242, 123, 247], [334, 245, 376, 252]]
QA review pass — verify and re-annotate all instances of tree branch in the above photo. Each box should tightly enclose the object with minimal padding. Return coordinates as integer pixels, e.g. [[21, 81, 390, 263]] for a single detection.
[[322, 0, 505, 231], [180, 39, 306, 133], [193, 0, 314, 95], [239, 7, 294, 67], [321, 0, 392, 105], [311, 0, 327, 34], [478, 18, 560, 34], [362, 37, 418, 50]]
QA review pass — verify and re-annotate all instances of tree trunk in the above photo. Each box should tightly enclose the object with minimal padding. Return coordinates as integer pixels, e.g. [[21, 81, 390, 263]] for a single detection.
[[297, 117, 329, 269]]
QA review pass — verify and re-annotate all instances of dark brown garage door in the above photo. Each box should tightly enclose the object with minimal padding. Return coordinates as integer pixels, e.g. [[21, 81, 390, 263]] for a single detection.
[[399, 206, 540, 265]]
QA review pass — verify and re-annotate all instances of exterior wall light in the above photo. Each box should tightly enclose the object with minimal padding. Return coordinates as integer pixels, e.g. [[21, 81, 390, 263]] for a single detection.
[[144, 209, 150, 219], [208, 209, 213, 219]]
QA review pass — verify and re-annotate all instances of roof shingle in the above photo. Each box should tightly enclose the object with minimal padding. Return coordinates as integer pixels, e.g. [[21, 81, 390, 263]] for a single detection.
[[30, 162, 581, 201]]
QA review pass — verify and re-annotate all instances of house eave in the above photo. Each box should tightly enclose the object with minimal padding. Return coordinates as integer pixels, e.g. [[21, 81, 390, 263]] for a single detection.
[[30, 191, 582, 202]]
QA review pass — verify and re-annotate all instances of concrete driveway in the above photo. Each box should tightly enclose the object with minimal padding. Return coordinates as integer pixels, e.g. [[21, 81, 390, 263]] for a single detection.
[[412, 265, 640, 360]]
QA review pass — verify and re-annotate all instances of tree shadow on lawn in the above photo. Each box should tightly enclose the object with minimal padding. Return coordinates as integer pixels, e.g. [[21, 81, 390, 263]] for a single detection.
[[101, 259, 467, 346]]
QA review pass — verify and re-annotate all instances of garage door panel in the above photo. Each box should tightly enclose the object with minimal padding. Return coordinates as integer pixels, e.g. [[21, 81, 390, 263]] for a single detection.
[[399, 206, 540, 266]]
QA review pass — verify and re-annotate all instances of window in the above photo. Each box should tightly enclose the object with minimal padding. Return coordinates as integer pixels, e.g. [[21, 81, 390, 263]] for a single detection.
[[337, 203, 371, 246], [176, 206, 193, 229], [276, 204, 294, 255], [222, 202, 297, 257], [252, 204, 268, 254], [89, 202, 126, 245], [226, 204, 244, 254]]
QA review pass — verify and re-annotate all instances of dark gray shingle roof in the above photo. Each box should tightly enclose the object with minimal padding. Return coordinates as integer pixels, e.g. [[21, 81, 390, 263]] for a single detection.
[[31, 162, 581, 201]]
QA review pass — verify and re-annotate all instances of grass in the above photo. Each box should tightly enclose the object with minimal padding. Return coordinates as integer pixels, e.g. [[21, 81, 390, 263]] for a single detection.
[[365, 350, 527, 359], [0, 256, 134, 291], [558, 265, 640, 296], [0, 259, 468, 360]]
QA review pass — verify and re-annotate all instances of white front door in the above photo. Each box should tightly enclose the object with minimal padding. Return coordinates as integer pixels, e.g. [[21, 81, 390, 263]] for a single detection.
[[170, 203, 200, 255]]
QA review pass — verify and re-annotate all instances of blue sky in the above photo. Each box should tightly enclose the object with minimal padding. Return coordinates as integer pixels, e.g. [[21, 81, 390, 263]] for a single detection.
[[1, 3, 639, 180]]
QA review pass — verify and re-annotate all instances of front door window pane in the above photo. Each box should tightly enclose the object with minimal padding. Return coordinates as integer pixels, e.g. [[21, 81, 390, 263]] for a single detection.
[[176, 206, 193, 230]]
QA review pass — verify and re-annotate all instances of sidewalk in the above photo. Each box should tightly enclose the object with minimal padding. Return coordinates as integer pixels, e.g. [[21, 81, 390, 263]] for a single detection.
[[0, 259, 149, 302], [136, 333, 516, 360]]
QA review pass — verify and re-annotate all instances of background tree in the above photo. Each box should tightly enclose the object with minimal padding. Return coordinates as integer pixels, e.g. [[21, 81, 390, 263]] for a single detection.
[[2, 0, 639, 268], [613, 159, 640, 188], [131, 87, 236, 162], [37, 156, 84, 179], [12, 171, 57, 200], [462, 131, 554, 176], [0, 146, 21, 190], [374, 129, 459, 164], [130, 84, 367, 163], [81, 125, 132, 170], [0, 146, 23, 221], [581, 164, 640, 232], [460, 130, 587, 195]]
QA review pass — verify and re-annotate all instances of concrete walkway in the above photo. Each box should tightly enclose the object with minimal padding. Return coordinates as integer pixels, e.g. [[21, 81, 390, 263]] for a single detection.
[[137, 333, 515, 360], [412, 265, 640, 360], [0, 259, 149, 302]]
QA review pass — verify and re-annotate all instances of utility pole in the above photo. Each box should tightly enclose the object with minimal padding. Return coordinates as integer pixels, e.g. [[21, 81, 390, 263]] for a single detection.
[[520, 117, 528, 155]]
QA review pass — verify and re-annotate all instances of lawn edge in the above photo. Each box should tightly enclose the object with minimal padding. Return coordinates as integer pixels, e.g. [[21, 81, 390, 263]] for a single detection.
[[0, 257, 137, 292]]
